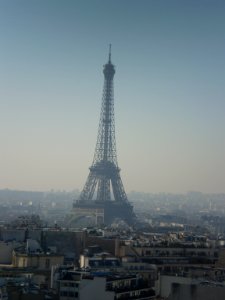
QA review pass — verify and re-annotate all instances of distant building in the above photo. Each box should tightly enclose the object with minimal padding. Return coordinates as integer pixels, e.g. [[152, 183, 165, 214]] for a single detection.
[[12, 251, 63, 270], [160, 275, 225, 300]]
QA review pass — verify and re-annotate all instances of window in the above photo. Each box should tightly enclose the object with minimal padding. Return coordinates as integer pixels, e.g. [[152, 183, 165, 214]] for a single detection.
[[45, 258, 50, 269], [69, 282, 75, 287]]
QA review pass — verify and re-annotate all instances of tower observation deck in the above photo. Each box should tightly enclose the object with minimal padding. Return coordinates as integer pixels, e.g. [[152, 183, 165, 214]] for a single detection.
[[72, 47, 137, 226]]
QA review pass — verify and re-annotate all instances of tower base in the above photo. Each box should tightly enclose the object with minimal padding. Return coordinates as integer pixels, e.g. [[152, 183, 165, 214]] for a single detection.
[[70, 200, 136, 227]]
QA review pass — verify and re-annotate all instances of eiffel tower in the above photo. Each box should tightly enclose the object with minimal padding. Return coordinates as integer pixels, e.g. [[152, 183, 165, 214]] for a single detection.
[[72, 46, 136, 226]]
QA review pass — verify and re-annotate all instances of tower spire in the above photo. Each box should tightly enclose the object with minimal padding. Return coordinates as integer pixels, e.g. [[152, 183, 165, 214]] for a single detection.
[[108, 44, 111, 63]]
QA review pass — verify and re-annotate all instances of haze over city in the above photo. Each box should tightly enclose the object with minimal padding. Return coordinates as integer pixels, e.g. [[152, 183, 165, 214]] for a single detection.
[[1, 0, 225, 193]]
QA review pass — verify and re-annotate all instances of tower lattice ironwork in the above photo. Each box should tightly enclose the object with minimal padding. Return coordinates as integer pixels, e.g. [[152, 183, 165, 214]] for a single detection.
[[74, 46, 136, 226]]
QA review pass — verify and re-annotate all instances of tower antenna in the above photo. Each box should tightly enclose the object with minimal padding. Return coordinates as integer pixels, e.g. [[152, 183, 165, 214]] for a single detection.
[[109, 44, 112, 63]]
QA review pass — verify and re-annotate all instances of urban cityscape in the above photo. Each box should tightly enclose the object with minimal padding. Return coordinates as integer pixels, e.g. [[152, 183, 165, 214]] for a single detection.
[[1, 1, 225, 300]]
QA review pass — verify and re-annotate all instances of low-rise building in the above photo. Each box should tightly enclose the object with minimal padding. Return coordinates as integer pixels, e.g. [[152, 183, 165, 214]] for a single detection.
[[57, 269, 155, 300]]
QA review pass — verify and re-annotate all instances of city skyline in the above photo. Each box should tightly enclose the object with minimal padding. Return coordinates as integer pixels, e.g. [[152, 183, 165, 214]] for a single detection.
[[0, 0, 225, 193]]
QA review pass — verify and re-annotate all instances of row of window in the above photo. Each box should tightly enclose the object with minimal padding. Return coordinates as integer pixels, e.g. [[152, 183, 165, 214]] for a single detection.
[[61, 282, 79, 288], [60, 291, 79, 297]]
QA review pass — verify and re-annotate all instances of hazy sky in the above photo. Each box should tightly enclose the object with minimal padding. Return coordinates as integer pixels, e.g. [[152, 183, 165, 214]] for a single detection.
[[0, 0, 225, 193]]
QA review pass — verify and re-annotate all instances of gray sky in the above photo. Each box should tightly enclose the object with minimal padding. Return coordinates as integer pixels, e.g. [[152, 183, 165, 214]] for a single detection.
[[0, 0, 225, 193]]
